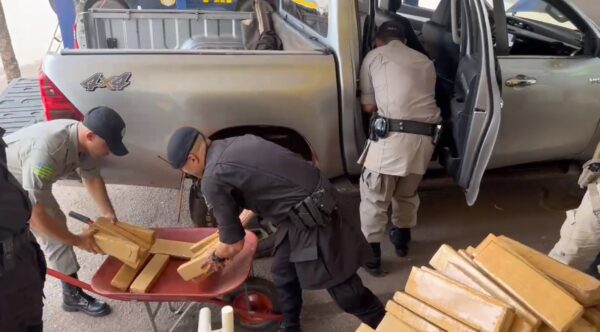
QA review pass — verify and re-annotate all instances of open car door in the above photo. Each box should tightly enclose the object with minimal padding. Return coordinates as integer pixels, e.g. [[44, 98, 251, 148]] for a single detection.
[[438, 0, 502, 206]]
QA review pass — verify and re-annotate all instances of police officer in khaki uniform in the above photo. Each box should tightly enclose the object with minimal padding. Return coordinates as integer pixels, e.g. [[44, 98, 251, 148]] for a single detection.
[[1, 127, 46, 332], [549, 143, 600, 276], [5, 107, 128, 317], [165, 128, 385, 332], [358, 21, 441, 276]]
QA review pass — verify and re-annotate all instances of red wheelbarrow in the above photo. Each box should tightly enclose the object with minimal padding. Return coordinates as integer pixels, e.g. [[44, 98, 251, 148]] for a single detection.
[[47, 228, 282, 332]]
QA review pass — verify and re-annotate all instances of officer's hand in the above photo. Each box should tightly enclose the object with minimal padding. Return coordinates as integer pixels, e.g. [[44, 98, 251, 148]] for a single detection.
[[75, 228, 104, 254], [207, 251, 229, 272]]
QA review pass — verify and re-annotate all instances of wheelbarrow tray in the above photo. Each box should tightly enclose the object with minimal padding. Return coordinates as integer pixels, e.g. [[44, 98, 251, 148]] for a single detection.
[[91, 228, 258, 302]]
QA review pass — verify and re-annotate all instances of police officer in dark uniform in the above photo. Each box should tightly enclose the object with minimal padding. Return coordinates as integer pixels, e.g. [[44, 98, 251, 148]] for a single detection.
[[0, 126, 46, 332], [166, 128, 385, 331]]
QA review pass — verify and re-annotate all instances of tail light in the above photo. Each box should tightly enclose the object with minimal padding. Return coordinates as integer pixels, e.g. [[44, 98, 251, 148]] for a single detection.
[[39, 72, 83, 121]]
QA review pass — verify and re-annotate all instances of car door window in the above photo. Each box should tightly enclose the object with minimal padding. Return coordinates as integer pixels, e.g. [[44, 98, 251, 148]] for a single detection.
[[399, 0, 440, 10], [281, 0, 329, 37], [487, 0, 584, 56]]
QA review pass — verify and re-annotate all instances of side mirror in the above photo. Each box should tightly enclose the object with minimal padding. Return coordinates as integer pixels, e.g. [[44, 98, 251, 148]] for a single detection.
[[545, 4, 568, 23]]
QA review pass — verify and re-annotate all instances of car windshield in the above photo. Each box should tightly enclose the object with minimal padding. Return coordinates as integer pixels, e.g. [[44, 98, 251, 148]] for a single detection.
[[486, 0, 578, 30]]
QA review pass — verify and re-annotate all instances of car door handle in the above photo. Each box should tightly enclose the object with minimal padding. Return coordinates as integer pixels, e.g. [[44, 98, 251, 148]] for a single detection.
[[505, 75, 537, 88]]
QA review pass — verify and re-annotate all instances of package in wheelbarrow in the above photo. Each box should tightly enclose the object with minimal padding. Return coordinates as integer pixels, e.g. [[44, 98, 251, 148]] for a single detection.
[[108, 229, 222, 292], [359, 234, 600, 332], [91, 227, 259, 300]]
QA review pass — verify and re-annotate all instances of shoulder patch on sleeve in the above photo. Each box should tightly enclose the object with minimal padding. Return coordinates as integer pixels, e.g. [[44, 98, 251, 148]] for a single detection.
[[33, 163, 55, 181]]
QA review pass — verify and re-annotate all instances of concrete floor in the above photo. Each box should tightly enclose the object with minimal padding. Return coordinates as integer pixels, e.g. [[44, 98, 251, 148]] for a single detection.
[[42, 174, 583, 332]]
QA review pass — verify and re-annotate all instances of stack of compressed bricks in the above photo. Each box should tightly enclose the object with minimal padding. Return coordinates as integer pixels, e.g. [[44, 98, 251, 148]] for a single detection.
[[176, 209, 256, 282], [357, 234, 600, 332], [92, 218, 197, 293], [106, 210, 255, 293]]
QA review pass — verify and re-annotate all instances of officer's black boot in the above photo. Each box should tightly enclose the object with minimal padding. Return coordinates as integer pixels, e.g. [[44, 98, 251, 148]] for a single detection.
[[389, 227, 411, 257], [62, 274, 111, 317], [279, 321, 302, 332], [362, 243, 387, 277]]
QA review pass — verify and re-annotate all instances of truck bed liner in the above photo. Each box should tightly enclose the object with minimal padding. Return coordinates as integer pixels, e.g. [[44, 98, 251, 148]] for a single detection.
[[0, 78, 44, 135]]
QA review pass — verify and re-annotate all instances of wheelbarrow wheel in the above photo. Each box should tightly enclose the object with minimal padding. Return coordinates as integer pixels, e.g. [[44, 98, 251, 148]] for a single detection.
[[224, 277, 280, 332]]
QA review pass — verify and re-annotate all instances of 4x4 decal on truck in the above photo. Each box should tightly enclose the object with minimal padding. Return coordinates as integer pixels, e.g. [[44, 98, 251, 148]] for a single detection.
[[81, 72, 132, 91]]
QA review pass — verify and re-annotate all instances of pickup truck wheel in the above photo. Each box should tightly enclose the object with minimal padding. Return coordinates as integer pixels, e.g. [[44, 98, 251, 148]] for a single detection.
[[189, 181, 277, 258]]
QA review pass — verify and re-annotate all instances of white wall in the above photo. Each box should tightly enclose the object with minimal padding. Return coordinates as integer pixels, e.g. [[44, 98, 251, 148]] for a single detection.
[[3, 0, 58, 66]]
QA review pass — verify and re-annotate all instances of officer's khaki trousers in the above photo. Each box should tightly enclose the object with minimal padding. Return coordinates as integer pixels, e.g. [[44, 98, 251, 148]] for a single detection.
[[359, 168, 422, 243], [549, 185, 600, 271], [31, 195, 80, 276]]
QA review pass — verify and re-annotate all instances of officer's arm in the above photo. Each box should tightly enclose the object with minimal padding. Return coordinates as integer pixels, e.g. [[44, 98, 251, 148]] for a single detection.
[[362, 104, 378, 113], [28, 195, 102, 254], [23, 152, 102, 253], [215, 210, 256, 258], [215, 239, 245, 259], [202, 177, 246, 259], [82, 176, 117, 221], [360, 53, 378, 114], [30, 203, 80, 246], [79, 158, 117, 221]]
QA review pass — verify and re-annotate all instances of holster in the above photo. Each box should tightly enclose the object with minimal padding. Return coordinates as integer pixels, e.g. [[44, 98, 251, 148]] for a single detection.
[[0, 229, 31, 276], [287, 177, 338, 229]]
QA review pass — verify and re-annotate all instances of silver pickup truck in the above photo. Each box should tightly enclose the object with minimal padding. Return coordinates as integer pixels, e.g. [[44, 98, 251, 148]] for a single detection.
[[40, 0, 600, 211]]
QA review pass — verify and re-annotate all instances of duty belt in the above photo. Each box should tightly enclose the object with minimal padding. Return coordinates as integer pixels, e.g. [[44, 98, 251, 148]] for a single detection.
[[287, 178, 337, 230], [370, 116, 442, 144], [0, 228, 32, 275]]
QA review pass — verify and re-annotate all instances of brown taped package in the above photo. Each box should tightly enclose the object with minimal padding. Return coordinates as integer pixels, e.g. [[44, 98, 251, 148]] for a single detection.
[[430, 244, 540, 329], [110, 254, 151, 291], [150, 239, 194, 259], [130, 254, 169, 293], [393, 292, 477, 332], [385, 300, 444, 332], [497, 235, 600, 306], [405, 267, 515, 332], [114, 221, 155, 244], [93, 233, 140, 268], [376, 313, 418, 332], [473, 238, 583, 332]]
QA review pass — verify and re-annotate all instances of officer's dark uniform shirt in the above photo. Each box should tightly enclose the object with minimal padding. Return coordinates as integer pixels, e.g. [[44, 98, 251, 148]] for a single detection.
[[0, 160, 31, 238], [201, 135, 320, 244]]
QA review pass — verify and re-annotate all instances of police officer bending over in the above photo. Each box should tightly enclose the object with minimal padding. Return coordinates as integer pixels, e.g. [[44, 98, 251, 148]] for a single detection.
[[4, 107, 129, 317], [166, 128, 385, 332], [358, 22, 441, 276], [0, 126, 46, 332]]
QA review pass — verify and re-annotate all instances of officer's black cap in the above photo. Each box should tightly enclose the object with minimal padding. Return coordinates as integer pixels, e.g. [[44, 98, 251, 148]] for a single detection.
[[376, 21, 406, 42], [166, 127, 202, 169], [83, 106, 129, 156]]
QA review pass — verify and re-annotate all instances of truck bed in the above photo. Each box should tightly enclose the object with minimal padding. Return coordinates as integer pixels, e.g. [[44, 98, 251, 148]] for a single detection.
[[0, 78, 44, 135], [77, 9, 254, 50]]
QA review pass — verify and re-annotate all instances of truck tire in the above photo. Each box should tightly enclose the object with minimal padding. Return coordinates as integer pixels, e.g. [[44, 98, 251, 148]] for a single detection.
[[189, 181, 277, 258], [223, 277, 281, 332]]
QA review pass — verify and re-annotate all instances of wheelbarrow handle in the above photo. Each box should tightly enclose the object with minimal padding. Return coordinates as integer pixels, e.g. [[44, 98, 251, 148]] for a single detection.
[[68, 211, 93, 225]]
